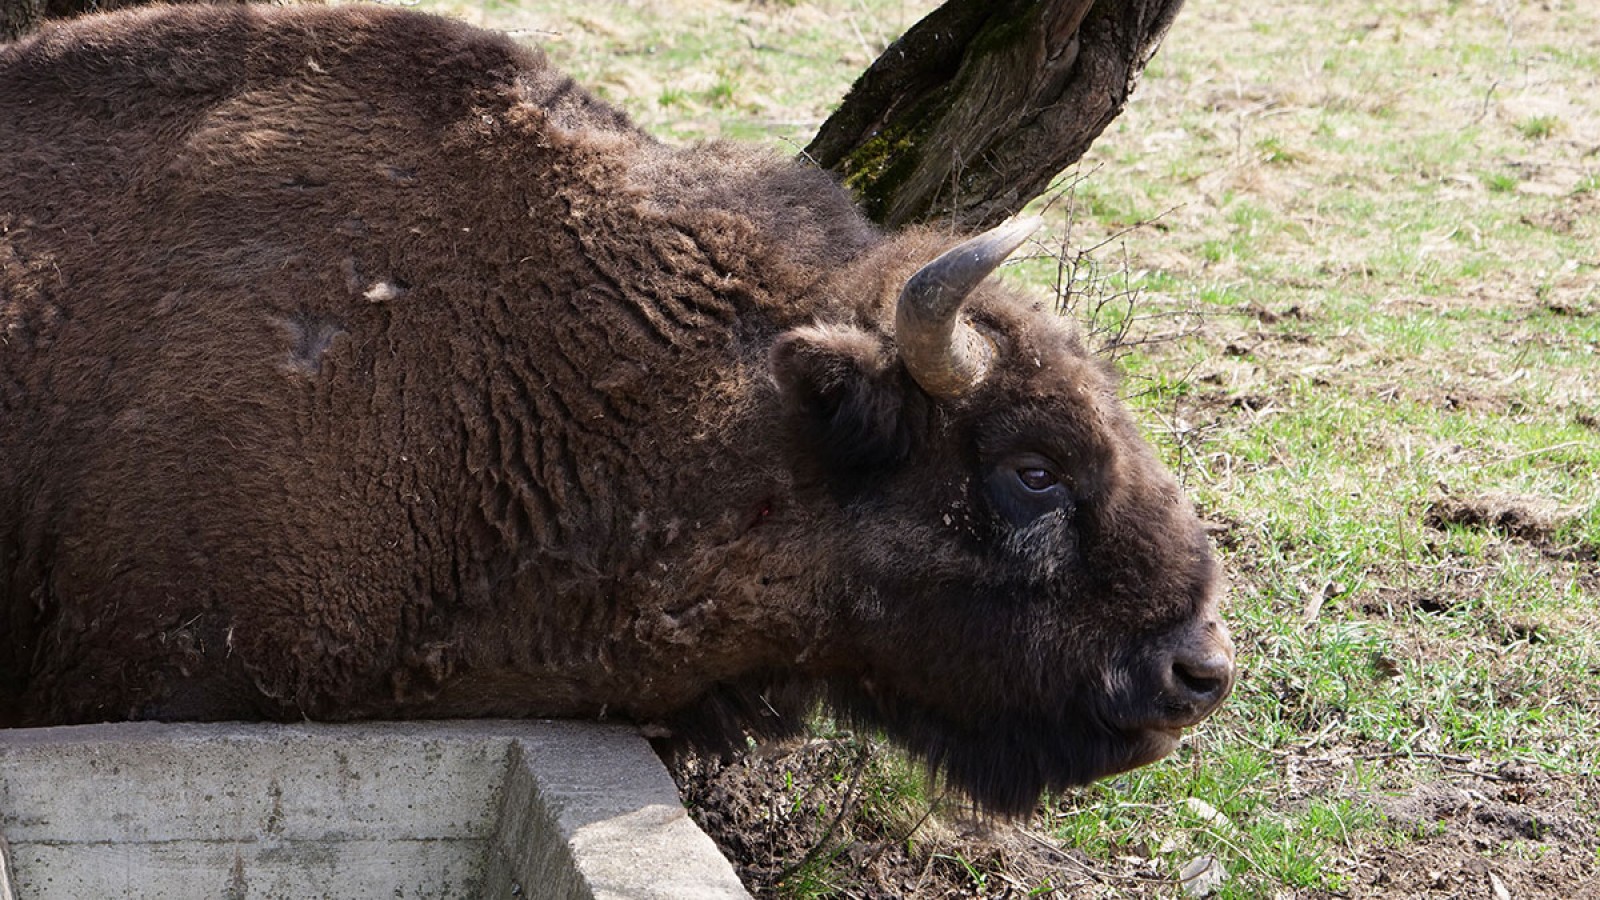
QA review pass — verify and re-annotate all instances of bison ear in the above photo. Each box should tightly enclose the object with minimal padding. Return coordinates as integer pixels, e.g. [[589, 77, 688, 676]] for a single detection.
[[770, 324, 922, 478]]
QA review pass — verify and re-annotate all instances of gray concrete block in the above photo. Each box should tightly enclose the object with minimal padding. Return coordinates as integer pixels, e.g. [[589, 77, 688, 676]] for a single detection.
[[0, 720, 749, 899], [1, 822, 16, 900]]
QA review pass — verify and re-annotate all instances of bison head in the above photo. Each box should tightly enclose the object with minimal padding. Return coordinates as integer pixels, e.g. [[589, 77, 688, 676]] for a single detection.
[[763, 219, 1234, 816]]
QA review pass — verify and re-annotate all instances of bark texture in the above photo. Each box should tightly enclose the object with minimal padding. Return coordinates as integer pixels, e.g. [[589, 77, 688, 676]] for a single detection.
[[806, 0, 1186, 229], [2, 0, 277, 41], [1, 0, 44, 41]]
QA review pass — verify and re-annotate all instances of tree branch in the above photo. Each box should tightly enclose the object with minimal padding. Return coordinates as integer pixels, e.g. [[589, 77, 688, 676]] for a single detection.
[[806, 0, 1187, 230]]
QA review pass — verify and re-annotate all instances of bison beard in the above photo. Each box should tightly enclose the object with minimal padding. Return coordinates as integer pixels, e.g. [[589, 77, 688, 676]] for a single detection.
[[0, 4, 1233, 816]]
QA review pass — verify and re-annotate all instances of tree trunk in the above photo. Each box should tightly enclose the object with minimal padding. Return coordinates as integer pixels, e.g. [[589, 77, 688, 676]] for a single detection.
[[1, 0, 44, 42], [2, 0, 265, 42], [807, 0, 1186, 229]]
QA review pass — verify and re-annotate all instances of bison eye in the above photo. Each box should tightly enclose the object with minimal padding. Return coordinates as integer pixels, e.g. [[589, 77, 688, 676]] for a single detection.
[[1016, 467, 1058, 492], [986, 453, 1073, 528]]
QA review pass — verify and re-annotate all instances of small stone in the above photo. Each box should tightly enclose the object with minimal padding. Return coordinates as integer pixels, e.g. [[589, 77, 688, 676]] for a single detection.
[[363, 279, 406, 303], [1178, 855, 1228, 897], [1182, 797, 1237, 834]]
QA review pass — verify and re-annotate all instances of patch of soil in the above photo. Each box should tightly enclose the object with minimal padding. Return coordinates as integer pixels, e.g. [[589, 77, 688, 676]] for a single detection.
[[679, 738, 1600, 898], [1353, 771, 1600, 899], [674, 738, 1157, 898], [1423, 491, 1581, 551], [1243, 300, 1308, 325]]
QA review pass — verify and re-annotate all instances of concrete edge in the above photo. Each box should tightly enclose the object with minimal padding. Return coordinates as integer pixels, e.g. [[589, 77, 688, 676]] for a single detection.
[[0, 720, 750, 900], [510, 724, 750, 899], [1, 820, 17, 900]]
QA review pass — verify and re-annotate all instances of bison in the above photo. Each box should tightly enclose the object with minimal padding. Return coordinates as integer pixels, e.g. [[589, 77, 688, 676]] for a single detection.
[[0, 4, 1233, 815]]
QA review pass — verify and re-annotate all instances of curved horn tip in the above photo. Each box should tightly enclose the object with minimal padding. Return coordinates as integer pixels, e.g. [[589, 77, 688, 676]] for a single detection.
[[894, 217, 1043, 399], [903, 216, 1045, 317], [950, 216, 1044, 269], [987, 215, 1046, 255]]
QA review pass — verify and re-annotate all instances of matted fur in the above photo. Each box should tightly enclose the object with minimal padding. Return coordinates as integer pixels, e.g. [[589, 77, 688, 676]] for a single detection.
[[0, 4, 1229, 815]]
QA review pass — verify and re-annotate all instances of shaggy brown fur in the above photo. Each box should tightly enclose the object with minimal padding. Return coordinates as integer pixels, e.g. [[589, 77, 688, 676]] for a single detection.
[[0, 4, 1231, 814]]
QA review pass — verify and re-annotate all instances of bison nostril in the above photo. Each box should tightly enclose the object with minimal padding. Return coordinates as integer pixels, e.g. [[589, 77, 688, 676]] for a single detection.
[[1171, 652, 1233, 703]]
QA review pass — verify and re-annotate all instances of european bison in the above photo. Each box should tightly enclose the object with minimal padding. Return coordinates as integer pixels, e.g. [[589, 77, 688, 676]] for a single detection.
[[0, 4, 1233, 814]]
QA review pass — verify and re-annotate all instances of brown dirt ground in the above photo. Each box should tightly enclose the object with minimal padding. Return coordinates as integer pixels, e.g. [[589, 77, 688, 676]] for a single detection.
[[675, 740, 1157, 899], [1361, 771, 1600, 900], [676, 737, 1600, 899]]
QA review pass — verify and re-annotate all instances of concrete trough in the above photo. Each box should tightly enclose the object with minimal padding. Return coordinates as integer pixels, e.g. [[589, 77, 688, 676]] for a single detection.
[[0, 720, 749, 899]]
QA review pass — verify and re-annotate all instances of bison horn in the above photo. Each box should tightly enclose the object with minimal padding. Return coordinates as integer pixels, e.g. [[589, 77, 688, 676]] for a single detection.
[[895, 216, 1043, 398]]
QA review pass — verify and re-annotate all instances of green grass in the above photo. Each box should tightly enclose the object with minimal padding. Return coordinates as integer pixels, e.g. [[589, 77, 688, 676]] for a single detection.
[[1516, 115, 1563, 140], [1022, 0, 1600, 889], [422, 0, 925, 148], [1036, 0, 1600, 889]]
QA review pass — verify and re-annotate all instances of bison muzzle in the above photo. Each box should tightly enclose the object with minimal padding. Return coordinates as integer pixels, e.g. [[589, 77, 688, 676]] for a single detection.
[[0, 4, 1233, 815]]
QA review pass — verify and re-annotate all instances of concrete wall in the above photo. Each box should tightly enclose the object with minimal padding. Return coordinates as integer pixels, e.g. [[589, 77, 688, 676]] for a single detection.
[[0, 721, 749, 899]]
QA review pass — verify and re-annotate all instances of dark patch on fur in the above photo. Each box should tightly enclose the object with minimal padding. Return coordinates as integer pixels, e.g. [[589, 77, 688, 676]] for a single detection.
[[277, 314, 346, 375], [770, 324, 928, 493], [656, 674, 820, 762]]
